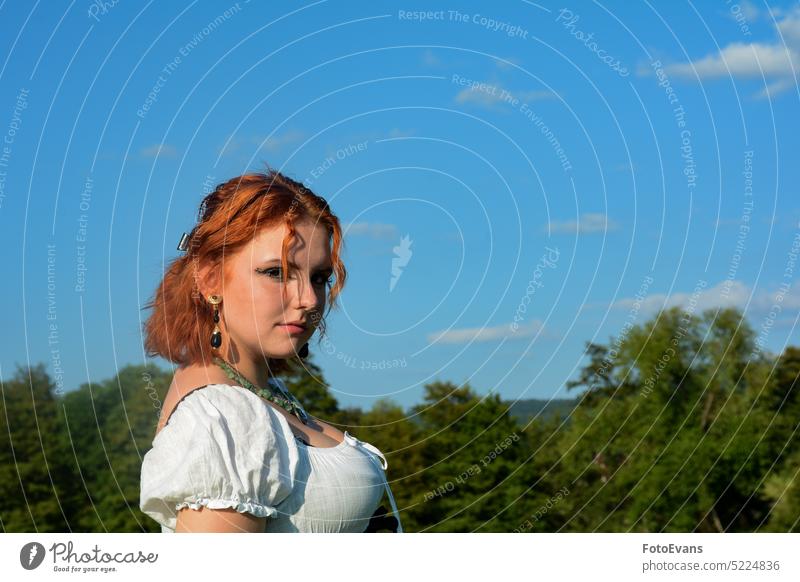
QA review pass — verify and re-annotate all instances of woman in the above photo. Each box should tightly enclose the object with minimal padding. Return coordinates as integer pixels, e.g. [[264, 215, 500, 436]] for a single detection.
[[139, 169, 402, 533]]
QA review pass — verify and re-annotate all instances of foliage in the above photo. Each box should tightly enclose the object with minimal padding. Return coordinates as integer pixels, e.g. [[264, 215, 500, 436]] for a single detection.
[[1, 306, 798, 532]]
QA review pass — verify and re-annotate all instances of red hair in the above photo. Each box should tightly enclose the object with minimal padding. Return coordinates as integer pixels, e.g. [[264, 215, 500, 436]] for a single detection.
[[142, 168, 347, 374]]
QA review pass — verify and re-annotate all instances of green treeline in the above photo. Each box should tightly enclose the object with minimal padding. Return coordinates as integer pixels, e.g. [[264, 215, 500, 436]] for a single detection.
[[1, 306, 798, 532]]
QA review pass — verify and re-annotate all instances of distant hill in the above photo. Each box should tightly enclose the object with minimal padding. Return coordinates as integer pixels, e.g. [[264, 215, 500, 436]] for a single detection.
[[505, 397, 578, 424]]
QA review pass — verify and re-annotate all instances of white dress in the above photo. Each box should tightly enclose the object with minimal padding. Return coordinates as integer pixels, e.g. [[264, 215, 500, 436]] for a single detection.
[[139, 383, 402, 533]]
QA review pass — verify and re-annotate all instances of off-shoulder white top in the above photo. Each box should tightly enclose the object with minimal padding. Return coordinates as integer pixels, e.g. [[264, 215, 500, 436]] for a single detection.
[[139, 383, 402, 533]]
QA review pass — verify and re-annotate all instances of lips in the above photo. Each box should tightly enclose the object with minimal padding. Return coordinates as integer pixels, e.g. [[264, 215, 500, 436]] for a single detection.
[[278, 322, 306, 334]]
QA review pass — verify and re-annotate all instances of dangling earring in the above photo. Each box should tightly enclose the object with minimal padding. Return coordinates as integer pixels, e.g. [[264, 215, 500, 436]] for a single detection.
[[208, 295, 222, 349], [299, 343, 309, 358]]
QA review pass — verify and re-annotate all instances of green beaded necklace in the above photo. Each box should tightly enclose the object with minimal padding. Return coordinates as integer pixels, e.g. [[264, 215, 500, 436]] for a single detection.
[[212, 355, 309, 425]]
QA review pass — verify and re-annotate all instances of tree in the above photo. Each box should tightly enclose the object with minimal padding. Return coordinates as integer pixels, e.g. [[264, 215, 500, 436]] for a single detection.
[[762, 448, 800, 532], [0, 364, 82, 531], [60, 363, 172, 532], [281, 355, 339, 418], [403, 381, 530, 532], [554, 306, 784, 532], [760, 347, 800, 532]]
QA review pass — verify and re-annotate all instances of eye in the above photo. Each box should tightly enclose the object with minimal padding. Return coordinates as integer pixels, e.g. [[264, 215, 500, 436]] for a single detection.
[[258, 267, 332, 287], [314, 273, 334, 287], [257, 267, 286, 281]]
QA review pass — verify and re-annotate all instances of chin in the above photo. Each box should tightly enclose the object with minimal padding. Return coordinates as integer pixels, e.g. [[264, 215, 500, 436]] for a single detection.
[[266, 338, 307, 356]]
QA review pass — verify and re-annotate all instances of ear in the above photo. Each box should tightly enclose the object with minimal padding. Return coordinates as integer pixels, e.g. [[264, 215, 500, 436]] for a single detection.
[[194, 258, 223, 299]]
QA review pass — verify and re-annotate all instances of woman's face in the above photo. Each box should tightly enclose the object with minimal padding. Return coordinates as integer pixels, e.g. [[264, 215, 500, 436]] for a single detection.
[[215, 218, 333, 362]]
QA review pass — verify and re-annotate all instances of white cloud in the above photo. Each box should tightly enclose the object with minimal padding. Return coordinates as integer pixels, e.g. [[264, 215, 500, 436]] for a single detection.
[[777, 6, 800, 46], [386, 128, 416, 138], [658, 6, 800, 98], [723, 0, 761, 23], [739, 0, 761, 21], [664, 42, 798, 79], [756, 76, 796, 98], [455, 83, 556, 109], [611, 279, 800, 315], [455, 85, 501, 107], [260, 130, 305, 152], [428, 319, 544, 344], [754, 280, 800, 310], [140, 144, 177, 159], [344, 221, 398, 240], [421, 49, 442, 67], [547, 213, 618, 234]]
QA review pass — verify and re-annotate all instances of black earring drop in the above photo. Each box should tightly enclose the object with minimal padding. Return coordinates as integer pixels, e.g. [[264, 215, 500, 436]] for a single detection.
[[209, 295, 222, 349], [299, 343, 309, 358]]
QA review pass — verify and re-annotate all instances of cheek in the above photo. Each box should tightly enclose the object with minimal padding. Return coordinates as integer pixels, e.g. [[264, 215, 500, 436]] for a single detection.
[[262, 283, 290, 310], [251, 283, 294, 325], [225, 281, 280, 322]]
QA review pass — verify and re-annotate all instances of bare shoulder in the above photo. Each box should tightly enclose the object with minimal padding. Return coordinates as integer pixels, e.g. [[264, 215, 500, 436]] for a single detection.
[[171, 363, 232, 392], [156, 364, 233, 435]]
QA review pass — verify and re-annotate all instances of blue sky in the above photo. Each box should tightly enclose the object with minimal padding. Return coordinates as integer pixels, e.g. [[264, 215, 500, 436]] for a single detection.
[[1, 0, 799, 411]]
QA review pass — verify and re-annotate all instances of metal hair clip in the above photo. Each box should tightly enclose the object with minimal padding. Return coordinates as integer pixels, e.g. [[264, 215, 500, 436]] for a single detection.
[[177, 232, 190, 252]]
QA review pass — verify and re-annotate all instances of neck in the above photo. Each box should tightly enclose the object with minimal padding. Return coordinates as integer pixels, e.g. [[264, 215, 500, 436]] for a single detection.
[[214, 337, 274, 388]]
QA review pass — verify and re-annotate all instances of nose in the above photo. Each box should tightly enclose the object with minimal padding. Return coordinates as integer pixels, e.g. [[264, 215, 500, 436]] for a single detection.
[[290, 272, 322, 311]]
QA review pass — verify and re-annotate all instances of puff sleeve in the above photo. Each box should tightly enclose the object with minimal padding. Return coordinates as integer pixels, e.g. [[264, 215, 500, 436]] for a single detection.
[[139, 384, 300, 532]]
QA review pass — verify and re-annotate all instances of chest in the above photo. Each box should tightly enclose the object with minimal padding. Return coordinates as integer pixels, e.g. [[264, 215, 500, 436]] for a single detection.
[[265, 446, 386, 533]]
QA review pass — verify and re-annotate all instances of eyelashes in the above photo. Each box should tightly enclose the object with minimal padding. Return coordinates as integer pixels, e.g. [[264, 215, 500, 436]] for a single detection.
[[257, 267, 333, 287]]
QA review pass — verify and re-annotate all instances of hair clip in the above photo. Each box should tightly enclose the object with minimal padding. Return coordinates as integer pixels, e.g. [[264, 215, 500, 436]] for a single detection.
[[177, 232, 190, 252]]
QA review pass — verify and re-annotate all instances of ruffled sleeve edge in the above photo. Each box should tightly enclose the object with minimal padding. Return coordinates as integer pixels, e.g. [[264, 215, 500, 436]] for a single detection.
[[174, 497, 280, 518]]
